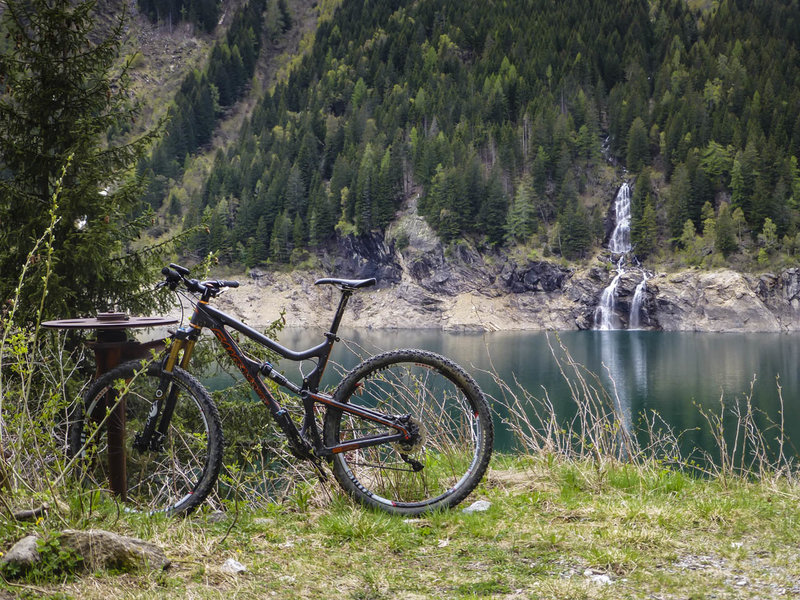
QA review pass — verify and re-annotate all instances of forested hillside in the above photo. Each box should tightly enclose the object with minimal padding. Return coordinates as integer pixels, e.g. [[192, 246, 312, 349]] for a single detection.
[[154, 0, 800, 269]]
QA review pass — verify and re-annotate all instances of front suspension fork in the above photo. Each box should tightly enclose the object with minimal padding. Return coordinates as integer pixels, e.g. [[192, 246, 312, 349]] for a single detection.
[[133, 329, 197, 452]]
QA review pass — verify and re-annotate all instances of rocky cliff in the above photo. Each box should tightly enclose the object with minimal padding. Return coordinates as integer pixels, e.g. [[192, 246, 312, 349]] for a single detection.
[[208, 199, 800, 333]]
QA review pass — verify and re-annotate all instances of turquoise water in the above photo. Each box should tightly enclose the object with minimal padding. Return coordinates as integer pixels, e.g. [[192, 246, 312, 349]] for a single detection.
[[205, 328, 800, 463]]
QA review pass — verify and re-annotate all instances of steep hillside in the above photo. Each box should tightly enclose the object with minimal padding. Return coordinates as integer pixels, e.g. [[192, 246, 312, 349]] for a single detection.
[[160, 0, 800, 277]]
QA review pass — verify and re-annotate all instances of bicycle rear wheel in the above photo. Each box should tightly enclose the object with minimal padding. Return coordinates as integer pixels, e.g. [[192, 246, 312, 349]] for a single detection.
[[69, 361, 223, 515], [323, 349, 493, 515]]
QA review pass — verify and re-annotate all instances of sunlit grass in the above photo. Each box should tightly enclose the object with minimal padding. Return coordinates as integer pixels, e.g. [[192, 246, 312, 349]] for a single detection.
[[4, 454, 798, 599]]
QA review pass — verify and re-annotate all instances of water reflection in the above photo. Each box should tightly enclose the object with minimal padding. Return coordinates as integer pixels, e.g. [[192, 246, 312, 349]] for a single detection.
[[595, 331, 637, 447], [205, 327, 799, 461]]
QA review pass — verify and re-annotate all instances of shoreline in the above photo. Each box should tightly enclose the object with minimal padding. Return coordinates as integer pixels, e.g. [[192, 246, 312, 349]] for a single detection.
[[180, 265, 800, 334]]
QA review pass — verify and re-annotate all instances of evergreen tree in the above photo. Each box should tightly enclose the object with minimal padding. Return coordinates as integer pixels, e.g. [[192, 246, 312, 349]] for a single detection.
[[626, 116, 649, 172], [270, 212, 291, 263], [505, 175, 537, 244], [354, 144, 379, 233], [630, 169, 651, 249], [667, 163, 692, 239], [558, 202, 593, 259], [637, 201, 658, 258], [715, 203, 737, 257], [0, 0, 164, 322], [480, 171, 508, 246]]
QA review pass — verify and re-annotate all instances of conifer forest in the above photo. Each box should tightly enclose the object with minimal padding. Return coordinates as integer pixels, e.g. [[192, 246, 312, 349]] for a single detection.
[[3, 0, 800, 313]]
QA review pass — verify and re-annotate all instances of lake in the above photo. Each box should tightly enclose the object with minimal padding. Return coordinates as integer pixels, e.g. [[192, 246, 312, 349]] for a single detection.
[[206, 328, 800, 466]]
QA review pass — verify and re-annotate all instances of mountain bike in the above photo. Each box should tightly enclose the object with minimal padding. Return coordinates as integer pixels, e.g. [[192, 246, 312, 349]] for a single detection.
[[69, 264, 493, 516]]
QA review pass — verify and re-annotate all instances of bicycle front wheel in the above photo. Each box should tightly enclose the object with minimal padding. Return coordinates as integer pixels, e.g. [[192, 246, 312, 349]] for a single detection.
[[69, 361, 223, 515], [323, 349, 493, 515]]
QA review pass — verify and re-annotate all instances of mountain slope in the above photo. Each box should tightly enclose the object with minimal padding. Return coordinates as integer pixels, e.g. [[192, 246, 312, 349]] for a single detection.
[[155, 0, 800, 273]]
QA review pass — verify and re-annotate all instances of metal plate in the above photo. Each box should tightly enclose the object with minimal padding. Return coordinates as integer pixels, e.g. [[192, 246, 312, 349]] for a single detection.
[[41, 316, 177, 330]]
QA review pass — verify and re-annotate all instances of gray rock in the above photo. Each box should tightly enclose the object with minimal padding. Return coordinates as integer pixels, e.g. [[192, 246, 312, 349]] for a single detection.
[[1, 535, 41, 571], [501, 261, 573, 293], [59, 529, 170, 572], [221, 558, 247, 574], [462, 500, 491, 514]]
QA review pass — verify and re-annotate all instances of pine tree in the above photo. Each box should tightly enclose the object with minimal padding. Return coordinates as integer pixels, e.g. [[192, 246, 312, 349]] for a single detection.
[[270, 212, 291, 263], [715, 203, 738, 257], [558, 201, 593, 259], [505, 175, 537, 244], [479, 171, 508, 246], [0, 0, 164, 322], [667, 163, 692, 239], [626, 117, 649, 173]]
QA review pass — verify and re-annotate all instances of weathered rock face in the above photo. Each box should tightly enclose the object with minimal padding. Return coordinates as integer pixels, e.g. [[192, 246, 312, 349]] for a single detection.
[[325, 232, 402, 284], [500, 261, 573, 293], [651, 270, 789, 332], [753, 268, 800, 331], [207, 201, 800, 333], [218, 252, 800, 332]]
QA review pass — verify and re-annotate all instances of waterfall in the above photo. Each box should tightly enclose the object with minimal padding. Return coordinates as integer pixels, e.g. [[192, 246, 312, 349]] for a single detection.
[[608, 182, 632, 254], [594, 259, 625, 330], [594, 182, 645, 330], [629, 274, 648, 329]]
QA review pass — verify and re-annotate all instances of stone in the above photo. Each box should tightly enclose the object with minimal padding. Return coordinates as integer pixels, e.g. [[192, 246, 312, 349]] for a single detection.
[[1, 535, 41, 571], [221, 558, 247, 574], [59, 529, 170, 572], [462, 500, 491, 514], [583, 568, 613, 585], [205, 511, 227, 523]]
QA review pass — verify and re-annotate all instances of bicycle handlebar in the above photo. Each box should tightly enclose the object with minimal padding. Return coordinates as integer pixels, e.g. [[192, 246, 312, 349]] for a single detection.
[[161, 264, 239, 296]]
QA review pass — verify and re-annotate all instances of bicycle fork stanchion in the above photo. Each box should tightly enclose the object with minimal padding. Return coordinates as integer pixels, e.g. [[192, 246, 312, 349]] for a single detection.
[[42, 315, 177, 499]]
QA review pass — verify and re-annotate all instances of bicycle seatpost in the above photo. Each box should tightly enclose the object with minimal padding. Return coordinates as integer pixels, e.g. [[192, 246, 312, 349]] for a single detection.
[[328, 289, 352, 338]]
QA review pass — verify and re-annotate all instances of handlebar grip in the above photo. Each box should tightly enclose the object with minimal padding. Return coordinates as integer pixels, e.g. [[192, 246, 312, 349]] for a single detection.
[[219, 280, 240, 288], [169, 263, 191, 276]]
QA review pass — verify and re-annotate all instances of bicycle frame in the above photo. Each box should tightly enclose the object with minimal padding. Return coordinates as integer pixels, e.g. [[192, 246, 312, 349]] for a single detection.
[[157, 286, 413, 459]]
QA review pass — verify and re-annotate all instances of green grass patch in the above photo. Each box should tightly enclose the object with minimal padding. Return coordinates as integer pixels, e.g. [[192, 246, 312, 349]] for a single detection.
[[1, 455, 798, 599]]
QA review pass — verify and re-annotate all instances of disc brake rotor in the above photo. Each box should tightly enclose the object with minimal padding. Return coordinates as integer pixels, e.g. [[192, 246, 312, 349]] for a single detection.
[[393, 416, 427, 454]]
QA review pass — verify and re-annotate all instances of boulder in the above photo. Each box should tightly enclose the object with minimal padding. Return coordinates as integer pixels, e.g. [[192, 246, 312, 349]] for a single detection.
[[58, 529, 170, 572], [500, 261, 573, 293], [1, 535, 41, 571]]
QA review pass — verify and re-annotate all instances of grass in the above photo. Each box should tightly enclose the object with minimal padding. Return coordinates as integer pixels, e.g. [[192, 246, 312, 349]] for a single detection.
[[2, 454, 798, 599]]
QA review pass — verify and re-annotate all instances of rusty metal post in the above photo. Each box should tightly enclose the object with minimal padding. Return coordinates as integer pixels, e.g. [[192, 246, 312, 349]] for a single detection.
[[42, 315, 177, 500]]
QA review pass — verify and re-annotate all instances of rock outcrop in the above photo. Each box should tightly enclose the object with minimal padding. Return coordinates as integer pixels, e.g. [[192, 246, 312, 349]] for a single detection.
[[191, 200, 800, 333], [650, 270, 782, 332]]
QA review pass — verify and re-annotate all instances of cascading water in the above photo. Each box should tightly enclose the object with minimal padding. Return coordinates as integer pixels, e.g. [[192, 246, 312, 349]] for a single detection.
[[594, 183, 633, 330], [594, 260, 624, 330], [629, 274, 648, 329], [608, 182, 632, 254]]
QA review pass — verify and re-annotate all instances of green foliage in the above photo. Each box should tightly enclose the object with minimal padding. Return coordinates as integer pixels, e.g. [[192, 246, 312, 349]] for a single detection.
[[0, 0, 167, 323], [0, 535, 83, 582], [557, 201, 593, 260], [167, 0, 800, 267], [141, 0, 271, 208], [505, 175, 538, 244], [626, 117, 650, 173], [715, 202, 737, 257]]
